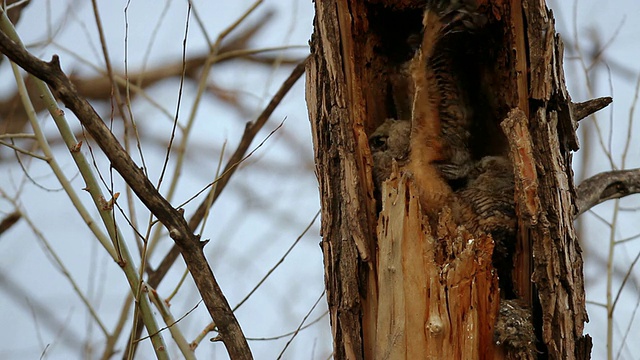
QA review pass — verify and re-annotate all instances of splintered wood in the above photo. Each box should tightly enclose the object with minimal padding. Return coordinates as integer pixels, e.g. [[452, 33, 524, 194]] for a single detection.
[[375, 173, 501, 360]]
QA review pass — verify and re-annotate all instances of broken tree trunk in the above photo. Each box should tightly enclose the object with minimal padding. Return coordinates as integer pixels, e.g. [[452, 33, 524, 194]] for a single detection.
[[306, 0, 590, 359], [375, 173, 501, 359]]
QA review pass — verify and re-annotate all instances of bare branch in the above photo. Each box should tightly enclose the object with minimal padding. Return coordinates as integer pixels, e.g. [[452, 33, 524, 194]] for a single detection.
[[146, 56, 308, 292], [576, 169, 640, 217], [122, 57, 308, 349], [0, 0, 30, 69], [0, 51, 302, 136], [0, 29, 253, 359], [0, 211, 21, 236], [572, 96, 612, 122], [4, 0, 30, 23]]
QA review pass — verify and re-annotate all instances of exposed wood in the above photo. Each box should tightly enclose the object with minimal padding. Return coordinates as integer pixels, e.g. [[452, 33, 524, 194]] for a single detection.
[[501, 0, 535, 311], [501, 109, 537, 307], [376, 174, 500, 359]]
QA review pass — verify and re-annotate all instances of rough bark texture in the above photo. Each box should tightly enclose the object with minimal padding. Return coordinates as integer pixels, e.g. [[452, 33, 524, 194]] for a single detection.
[[306, 0, 589, 359], [306, 1, 383, 358], [520, 1, 591, 358]]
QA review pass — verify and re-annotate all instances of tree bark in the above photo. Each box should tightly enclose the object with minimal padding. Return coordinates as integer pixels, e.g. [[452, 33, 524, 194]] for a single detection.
[[306, 0, 590, 359], [520, 2, 591, 357], [306, 3, 379, 358]]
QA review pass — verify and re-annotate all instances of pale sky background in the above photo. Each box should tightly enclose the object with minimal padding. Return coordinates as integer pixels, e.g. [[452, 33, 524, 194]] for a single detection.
[[0, 1, 639, 359]]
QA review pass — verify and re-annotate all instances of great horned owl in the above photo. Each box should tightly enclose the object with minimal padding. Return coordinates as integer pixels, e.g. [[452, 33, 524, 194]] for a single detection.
[[370, 119, 525, 352], [452, 156, 516, 297], [369, 1, 511, 228], [369, 119, 411, 190], [495, 299, 537, 359], [370, 1, 531, 355], [420, 0, 486, 182], [370, 121, 516, 274]]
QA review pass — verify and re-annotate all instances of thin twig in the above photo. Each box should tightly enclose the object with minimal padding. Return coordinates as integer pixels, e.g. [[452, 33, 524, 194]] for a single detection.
[[18, 206, 110, 336], [0, 21, 252, 360], [276, 290, 326, 360], [234, 210, 320, 312], [246, 311, 328, 341], [0, 140, 48, 160], [144, 56, 308, 302], [147, 286, 196, 360]]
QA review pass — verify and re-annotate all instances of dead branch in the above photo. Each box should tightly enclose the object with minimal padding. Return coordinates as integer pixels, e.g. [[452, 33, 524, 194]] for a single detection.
[[576, 169, 640, 217], [572, 96, 612, 122], [0, 29, 252, 360], [150, 56, 307, 288], [0, 210, 20, 236], [124, 56, 308, 352], [146, 56, 308, 292]]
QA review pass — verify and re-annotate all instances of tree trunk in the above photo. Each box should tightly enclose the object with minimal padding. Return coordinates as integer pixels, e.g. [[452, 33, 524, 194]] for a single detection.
[[306, 0, 590, 359]]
